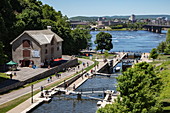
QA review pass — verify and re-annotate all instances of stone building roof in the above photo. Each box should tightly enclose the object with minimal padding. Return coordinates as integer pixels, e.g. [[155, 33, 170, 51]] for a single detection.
[[10, 30, 63, 45]]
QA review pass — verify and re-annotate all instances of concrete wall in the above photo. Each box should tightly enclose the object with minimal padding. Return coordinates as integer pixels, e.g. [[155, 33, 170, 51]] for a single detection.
[[0, 59, 78, 94]]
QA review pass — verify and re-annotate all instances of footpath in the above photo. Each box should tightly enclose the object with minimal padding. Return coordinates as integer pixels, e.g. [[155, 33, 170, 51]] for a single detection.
[[0, 57, 93, 105], [6, 58, 107, 113]]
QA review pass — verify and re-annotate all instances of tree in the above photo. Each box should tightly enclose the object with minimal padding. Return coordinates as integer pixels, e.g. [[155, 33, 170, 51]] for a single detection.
[[149, 48, 158, 59], [166, 29, 170, 44], [0, 0, 91, 57], [104, 50, 109, 59], [157, 41, 166, 53], [98, 62, 162, 113], [0, 42, 7, 65], [164, 44, 170, 55], [95, 32, 113, 53], [71, 28, 91, 53]]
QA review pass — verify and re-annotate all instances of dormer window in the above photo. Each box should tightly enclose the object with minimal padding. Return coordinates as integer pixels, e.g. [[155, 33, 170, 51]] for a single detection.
[[23, 40, 30, 47]]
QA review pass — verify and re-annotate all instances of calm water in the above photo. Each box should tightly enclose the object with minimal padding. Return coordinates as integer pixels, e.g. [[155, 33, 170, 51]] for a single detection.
[[31, 75, 117, 113], [91, 30, 166, 53], [32, 31, 166, 113]]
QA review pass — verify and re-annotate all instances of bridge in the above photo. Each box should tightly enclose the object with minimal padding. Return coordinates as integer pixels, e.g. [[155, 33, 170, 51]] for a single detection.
[[143, 24, 170, 33], [112, 52, 127, 68]]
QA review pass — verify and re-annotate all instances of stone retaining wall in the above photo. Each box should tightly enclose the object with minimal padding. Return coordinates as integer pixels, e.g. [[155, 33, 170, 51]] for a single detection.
[[58, 70, 86, 88], [97, 63, 110, 73], [0, 59, 78, 94]]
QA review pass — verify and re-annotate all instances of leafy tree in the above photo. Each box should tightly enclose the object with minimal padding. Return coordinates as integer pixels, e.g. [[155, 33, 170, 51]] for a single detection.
[[157, 41, 166, 53], [149, 48, 158, 59], [166, 29, 170, 44], [104, 50, 109, 59], [98, 62, 162, 113], [0, 0, 91, 59], [0, 42, 7, 65], [95, 32, 113, 53], [71, 28, 91, 53], [164, 44, 170, 55]]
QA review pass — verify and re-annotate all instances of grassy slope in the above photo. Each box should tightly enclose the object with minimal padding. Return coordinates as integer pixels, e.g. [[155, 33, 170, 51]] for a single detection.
[[0, 73, 10, 83], [151, 55, 170, 111]]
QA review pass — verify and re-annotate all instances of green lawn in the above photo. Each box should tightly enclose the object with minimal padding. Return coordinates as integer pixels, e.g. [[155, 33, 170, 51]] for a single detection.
[[0, 73, 10, 83], [157, 54, 170, 61], [153, 60, 170, 112]]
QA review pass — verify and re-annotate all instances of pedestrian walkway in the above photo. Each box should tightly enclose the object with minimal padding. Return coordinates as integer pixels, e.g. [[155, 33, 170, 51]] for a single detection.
[[7, 58, 106, 113], [0, 57, 93, 106]]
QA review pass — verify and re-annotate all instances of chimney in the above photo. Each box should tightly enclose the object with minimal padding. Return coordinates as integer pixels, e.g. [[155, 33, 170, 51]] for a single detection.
[[47, 26, 52, 30]]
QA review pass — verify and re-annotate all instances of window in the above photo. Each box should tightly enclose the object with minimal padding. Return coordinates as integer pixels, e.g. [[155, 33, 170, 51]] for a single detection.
[[23, 50, 30, 57], [45, 49, 48, 54], [45, 44, 47, 47], [51, 47, 54, 54], [23, 40, 30, 47], [57, 46, 59, 51]]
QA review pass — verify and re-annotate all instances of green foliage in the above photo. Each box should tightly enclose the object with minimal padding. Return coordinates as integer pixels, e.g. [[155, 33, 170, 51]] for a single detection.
[[95, 32, 113, 53], [156, 29, 170, 55], [0, 0, 92, 59], [104, 50, 109, 58], [110, 25, 124, 29], [98, 62, 162, 113], [157, 42, 166, 53], [71, 28, 91, 53], [150, 48, 158, 59], [166, 29, 170, 44], [0, 42, 7, 65], [164, 44, 170, 55]]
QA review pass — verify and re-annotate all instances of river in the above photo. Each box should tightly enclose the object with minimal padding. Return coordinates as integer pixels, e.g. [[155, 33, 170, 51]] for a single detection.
[[91, 30, 166, 53]]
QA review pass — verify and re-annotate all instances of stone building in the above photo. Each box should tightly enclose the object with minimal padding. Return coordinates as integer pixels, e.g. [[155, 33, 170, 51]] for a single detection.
[[10, 28, 63, 67]]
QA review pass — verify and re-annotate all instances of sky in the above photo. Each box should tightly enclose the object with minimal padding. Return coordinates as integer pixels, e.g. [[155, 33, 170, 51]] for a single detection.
[[40, 0, 170, 17]]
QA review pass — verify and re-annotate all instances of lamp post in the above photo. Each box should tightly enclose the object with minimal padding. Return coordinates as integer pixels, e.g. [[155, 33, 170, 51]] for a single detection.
[[95, 60, 97, 74], [31, 84, 34, 103]]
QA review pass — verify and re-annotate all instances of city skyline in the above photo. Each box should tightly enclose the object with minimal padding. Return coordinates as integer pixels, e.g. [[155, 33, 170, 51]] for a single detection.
[[40, 0, 170, 17]]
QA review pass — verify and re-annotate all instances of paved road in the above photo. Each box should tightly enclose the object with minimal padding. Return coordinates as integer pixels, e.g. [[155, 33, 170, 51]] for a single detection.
[[0, 57, 93, 105]]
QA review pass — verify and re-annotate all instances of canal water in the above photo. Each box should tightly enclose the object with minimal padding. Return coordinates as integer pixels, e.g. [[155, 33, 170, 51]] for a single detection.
[[31, 75, 118, 113], [31, 31, 166, 113], [91, 30, 166, 53]]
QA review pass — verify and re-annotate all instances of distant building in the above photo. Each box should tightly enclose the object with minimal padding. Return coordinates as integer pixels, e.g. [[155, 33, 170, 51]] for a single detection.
[[98, 20, 123, 26], [10, 27, 63, 67], [98, 17, 103, 21], [129, 14, 136, 22], [156, 17, 168, 25], [70, 20, 89, 29]]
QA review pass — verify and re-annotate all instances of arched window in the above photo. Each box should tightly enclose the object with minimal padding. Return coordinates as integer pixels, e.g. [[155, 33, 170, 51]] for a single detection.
[[23, 50, 30, 57], [23, 40, 30, 47]]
